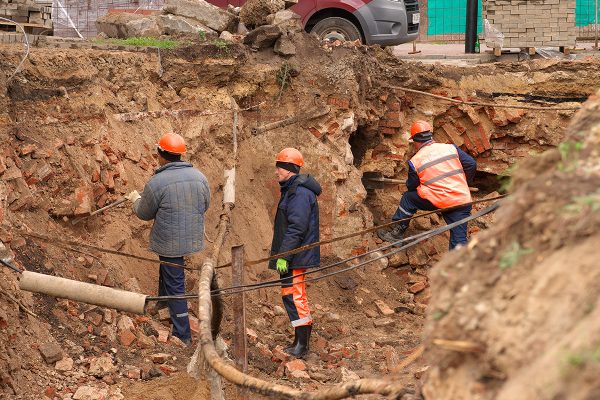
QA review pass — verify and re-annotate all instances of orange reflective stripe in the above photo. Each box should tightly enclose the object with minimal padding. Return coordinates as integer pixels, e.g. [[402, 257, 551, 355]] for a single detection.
[[411, 143, 471, 208], [281, 286, 295, 296]]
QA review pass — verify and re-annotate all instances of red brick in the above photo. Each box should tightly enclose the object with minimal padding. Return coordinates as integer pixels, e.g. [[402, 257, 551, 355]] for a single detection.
[[385, 111, 402, 120], [87, 312, 103, 326], [308, 127, 322, 139], [189, 315, 199, 334], [350, 246, 367, 256], [274, 362, 286, 378], [285, 359, 307, 372], [505, 109, 526, 124], [379, 127, 399, 136], [388, 102, 401, 111], [44, 386, 56, 398], [409, 281, 427, 294], [101, 170, 115, 190], [93, 183, 107, 200], [272, 345, 290, 362], [314, 336, 328, 352], [379, 119, 402, 128], [374, 300, 395, 316], [157, 329, 170, 343], [327, 122, 340, 134], [327, 96, 350, 109], [442, 123, 464, 146], [73, 186, 92, 216], [126, 367, 141, 379], [476, 124, 492, 151], [19, 143, 37, 156], [159, 364, 177, 375], [464, 128, 486, 155], [91, 167, 101, 183], [461, 132, 477, 153], [119, 330, 137, 347]]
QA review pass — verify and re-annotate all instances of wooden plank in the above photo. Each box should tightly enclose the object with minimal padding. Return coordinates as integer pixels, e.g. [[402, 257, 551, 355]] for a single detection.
[[0, 21, 48, 28], [231, 245, 248, 400]]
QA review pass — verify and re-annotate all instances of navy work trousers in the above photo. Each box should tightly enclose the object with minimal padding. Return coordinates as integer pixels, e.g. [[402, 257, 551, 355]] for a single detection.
[[392, 190, 472, 250], [158, 256, 191, 341]]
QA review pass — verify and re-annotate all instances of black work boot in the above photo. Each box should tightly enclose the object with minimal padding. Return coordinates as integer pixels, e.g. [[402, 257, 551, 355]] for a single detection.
[[284, 329, 299, 354], [284, 325, 311, 358], [377, 225, 407, 245]]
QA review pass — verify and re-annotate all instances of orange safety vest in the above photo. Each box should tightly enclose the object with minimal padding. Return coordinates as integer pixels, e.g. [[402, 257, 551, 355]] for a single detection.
[[410, 142, 472, 208]]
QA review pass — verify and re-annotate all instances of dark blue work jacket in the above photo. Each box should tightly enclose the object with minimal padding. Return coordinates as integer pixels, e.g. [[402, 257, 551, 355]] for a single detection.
[[269, 174, 322, 270]]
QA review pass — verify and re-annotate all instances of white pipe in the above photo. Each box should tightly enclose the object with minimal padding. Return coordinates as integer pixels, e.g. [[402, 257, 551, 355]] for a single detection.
[[19, 271, 147, 314]]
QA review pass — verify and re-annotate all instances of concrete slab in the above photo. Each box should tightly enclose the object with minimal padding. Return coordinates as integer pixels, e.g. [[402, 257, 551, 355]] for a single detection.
[[392, 41, 600, 65]]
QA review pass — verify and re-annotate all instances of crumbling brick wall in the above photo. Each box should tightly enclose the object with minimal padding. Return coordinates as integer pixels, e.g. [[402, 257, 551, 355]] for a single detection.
[[482, 0, 577, 48]]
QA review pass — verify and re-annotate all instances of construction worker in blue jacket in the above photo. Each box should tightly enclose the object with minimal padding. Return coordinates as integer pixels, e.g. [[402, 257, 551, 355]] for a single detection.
[[378, 120, 477, 250], [125, 133, 211, 344], [269, 148, 321, 358]]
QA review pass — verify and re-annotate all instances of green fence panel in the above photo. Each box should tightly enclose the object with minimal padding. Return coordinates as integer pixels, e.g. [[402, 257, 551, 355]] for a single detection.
[[576, 0, 600, 26], [427, 0, 482, 35]]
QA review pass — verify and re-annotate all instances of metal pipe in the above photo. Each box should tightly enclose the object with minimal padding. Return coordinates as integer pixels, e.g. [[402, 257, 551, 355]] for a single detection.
[[19, 271, 147, 314], [465, 0, 478, 53]]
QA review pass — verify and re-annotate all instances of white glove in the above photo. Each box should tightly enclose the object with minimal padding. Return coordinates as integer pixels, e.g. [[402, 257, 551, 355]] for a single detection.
[[125, 190, 141, 203]]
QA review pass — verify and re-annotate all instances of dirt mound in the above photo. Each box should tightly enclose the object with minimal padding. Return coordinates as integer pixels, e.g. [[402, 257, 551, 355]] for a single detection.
[[422, 91, 600, 399]]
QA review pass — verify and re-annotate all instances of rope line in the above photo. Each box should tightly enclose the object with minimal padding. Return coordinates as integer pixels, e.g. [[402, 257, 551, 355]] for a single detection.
[[0, 17, 30, 83], [216, 194, 506, 269], [147, 201, 500, 300], [14, 195, 504, 273]]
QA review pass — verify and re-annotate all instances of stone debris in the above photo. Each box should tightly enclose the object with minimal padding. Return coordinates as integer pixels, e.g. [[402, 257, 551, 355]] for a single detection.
[[39, 343, 63, 364]]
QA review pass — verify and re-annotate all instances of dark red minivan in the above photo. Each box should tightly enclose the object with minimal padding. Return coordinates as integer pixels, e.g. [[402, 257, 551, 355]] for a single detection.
[[209, 0, 420, 46]]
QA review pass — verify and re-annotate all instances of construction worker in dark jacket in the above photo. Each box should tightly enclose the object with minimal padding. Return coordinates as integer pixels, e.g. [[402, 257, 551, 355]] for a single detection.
[[269, 148, 321, 358], [125, 133, 211, 344], [378, 120, 476, 250]]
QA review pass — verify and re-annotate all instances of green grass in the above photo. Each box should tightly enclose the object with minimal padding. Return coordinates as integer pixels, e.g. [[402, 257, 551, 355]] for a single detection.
[[563, 188, 600, 214], [563, 343, 600, 369], [94, 37, 179, 49], [557, 140, 585, 172], [498, 240, 533, 269]]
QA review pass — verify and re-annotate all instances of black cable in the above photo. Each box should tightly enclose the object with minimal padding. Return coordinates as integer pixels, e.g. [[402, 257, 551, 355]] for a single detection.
[[146, 201, 500, 301], [0, 258, 22, 274]]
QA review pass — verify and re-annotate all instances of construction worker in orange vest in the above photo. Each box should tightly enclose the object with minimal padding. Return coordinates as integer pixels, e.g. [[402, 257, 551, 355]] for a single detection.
[[377, 120, 477, 250], [269, 148, 322, 358]]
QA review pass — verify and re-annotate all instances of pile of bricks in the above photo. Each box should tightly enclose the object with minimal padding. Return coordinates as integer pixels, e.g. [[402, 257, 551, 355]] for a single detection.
[[0, 0, 52, 32], [482, 0, 577, 49]]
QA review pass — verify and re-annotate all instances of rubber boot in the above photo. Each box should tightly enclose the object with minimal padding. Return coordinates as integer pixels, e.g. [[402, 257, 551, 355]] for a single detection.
[[284, 325, 311, 358], [284, 329, 299, 354]]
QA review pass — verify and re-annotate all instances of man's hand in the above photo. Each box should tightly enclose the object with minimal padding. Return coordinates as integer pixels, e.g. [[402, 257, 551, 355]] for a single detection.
[[276, 258, 288, 274], [125, 190, 141, 203]]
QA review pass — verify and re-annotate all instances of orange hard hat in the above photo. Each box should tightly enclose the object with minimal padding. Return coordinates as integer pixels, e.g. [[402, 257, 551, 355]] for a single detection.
[[410, 120, 433, 138], [157, 133, 186, 155], [275, 148, 304, 167]]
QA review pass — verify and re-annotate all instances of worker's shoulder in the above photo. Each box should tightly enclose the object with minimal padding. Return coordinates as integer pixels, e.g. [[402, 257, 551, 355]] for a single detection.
[[149, 163, 208, 187]]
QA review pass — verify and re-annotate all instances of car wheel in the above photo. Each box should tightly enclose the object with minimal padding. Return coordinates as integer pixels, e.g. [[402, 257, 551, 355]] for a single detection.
[[310, 17, 362, 43]]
